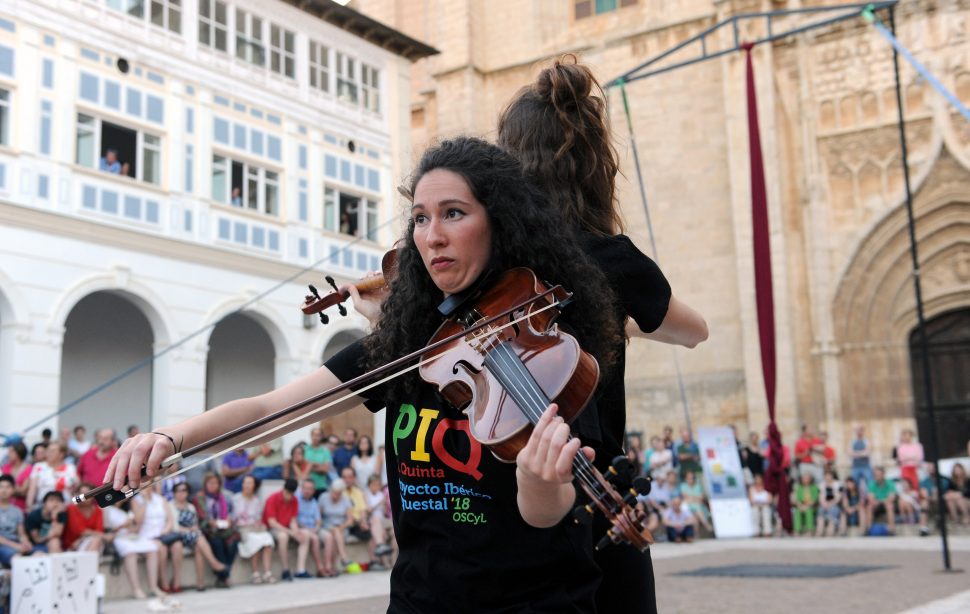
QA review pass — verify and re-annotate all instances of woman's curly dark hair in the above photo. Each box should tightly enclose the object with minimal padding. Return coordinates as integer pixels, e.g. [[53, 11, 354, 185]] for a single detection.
[[497, 55, 623, 237], [364, 136, 622, 398]]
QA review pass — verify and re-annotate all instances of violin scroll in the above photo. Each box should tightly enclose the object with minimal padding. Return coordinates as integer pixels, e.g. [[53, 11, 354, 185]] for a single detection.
[[300, 249, 398, 325], [574, 456, 655, 552]]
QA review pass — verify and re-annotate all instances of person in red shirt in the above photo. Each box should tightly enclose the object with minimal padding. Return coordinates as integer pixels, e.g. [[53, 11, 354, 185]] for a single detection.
[[818, 430, 837, 472], [62, 482, 104, 556], [262, 478, 303, 581], [794, 424, 824, 485], [77, 428, 117, 486]]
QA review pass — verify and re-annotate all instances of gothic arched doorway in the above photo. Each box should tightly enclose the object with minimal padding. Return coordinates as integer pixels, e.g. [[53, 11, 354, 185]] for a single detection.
[[909, 308, 970, 460]]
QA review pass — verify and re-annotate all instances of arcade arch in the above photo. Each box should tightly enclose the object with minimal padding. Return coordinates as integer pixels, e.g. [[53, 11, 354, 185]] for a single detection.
[[205, 313, 277, 409], [59, 291, 154, 437]]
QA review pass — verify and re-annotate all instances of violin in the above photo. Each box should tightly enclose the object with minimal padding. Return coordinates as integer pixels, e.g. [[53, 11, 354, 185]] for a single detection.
[[301, 249, 398, 324], [420, 268, 654, 552]]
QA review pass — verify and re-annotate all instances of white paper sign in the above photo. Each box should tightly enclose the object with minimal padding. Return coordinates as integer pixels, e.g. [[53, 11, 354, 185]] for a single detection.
[[697, 426, 755, 538], [12, 551, 98, 614]]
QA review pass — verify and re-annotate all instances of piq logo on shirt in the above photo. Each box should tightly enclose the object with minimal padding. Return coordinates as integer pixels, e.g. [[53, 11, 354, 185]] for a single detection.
[[391, 403, 491, 524]]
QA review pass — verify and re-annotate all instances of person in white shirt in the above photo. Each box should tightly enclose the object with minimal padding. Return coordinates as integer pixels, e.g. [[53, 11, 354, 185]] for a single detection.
[[67, 425, 91, 462], [662, 497, 695, 543], [645, 436, 673, 483]]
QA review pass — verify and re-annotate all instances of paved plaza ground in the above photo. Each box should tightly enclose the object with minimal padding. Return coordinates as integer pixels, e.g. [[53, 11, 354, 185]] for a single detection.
[[102, 535, 970, 613]]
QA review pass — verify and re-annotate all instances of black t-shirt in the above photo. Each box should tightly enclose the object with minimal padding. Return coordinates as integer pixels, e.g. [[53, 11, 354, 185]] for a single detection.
[[580, 233, 671, 468], [327, 342, 600, 614], [25, 508, 67, 544]]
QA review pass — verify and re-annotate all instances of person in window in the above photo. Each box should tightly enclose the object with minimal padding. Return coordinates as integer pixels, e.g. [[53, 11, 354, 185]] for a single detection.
[[339, 211, 352, 236], [341, 201, 360, 236], [231, 187, 242, 206], [100, 149, 122, 174]]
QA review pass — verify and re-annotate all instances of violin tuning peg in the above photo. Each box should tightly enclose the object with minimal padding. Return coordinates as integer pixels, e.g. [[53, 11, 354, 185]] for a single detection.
[[623, 489, 640, 508], [606, 456, 635, 490], [308, 284, 322, 299], [610, 455, 633, 474], [572, 503, 594, 525], [595, 530, 616, 552], [325, 275, 339, 292], [632, 476, 652, 496], [319, 313, 329, 325], [337, 303, 348, 317]]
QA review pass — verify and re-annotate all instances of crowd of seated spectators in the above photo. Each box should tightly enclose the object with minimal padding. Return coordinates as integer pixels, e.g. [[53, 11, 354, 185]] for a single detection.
[[0, 423, 396, 603], [626, 423, 970, 542], [3, 417, 969, 595]]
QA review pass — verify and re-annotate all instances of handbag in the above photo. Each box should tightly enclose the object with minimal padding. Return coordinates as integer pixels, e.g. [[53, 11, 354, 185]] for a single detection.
[[158, 531, 182, 546]]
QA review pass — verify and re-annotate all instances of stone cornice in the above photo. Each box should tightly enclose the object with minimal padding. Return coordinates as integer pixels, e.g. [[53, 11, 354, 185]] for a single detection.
[[0, 201, 350, 286]]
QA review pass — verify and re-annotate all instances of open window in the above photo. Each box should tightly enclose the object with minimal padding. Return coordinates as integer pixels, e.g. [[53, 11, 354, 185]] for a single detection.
[[76, 113, 161, 184], [324, 186, 378, 240], [212, 154, 279, 216]]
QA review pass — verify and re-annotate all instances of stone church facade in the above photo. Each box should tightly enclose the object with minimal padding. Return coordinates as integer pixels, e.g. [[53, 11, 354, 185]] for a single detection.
[[349, 0, 970, 463]]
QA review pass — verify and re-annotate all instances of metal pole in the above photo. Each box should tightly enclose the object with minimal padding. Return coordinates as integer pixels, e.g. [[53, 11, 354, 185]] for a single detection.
[[888, 5, 951, 571], [616, 81, 693, 434]]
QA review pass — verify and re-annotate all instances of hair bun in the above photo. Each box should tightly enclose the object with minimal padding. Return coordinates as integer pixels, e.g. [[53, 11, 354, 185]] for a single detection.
[[537, 55, 596, 111]]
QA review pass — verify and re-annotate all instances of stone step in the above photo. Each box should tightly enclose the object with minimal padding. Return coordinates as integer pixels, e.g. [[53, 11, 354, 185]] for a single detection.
[[102, 537, 378, 601]]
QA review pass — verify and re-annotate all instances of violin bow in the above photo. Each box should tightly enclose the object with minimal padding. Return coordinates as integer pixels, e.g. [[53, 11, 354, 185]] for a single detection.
[[77, 286, 568, 508]]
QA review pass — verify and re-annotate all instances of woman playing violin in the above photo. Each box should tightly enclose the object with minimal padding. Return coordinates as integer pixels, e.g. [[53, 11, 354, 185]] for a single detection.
[[106, 136, 623, 612], [497, 56, 709, 614]]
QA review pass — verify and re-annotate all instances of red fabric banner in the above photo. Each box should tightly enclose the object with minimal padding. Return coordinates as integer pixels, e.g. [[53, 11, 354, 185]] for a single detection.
[[742, 42, 791, 532]]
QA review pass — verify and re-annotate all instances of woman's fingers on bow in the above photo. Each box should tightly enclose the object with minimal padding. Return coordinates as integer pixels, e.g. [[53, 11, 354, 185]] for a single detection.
[[103, 451, 121, 485], [145, 438, 175, 480], [108, 440, 136, 490], [109, 433, 160, 491]]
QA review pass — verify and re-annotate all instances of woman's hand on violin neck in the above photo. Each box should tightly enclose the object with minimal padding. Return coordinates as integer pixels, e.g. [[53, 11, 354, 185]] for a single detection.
[[514, 404, 593, 529], [517, 405, 580, 484], [344, 281, 383, 328], [104, 431, 178, 491]]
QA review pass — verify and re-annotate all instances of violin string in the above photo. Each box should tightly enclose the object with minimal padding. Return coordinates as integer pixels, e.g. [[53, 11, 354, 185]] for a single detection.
[[464, 303, 634, 538], [485, 342, 603, 497], [413, 305, 609, 505], [486, 309, 608, 496], [496, 342, 604, 495], [106, 298, 567, 502], [489, 344, 604, 499], [493, 340, 606, 499]]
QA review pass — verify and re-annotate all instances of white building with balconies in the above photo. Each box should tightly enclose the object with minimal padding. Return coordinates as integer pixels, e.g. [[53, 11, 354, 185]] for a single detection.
[[0, 0, 436, 447]]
